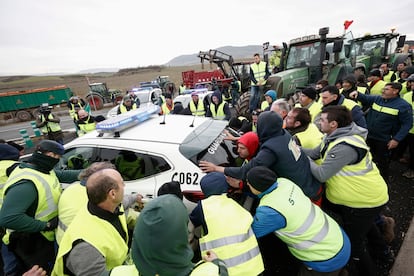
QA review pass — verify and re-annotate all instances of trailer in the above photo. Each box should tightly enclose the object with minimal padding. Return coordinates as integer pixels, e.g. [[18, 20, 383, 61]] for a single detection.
[[0, 85, 73, 122]]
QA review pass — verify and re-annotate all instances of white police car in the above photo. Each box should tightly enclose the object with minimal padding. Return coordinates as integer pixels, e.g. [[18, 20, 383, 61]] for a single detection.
[[58, 104, 239, 210]]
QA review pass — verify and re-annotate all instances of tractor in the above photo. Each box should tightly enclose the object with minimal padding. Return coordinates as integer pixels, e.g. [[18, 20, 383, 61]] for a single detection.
[[352, 31, 411, 74], [235, 26, 356, 118], [140, 76, 176, 96], [86, 82, 123, 110]]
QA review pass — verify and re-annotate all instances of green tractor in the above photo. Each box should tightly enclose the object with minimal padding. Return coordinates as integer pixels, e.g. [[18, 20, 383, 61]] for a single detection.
[[86, 82, 123, 110], [236, 27, 355, 118], [352, 32, 411, 74]]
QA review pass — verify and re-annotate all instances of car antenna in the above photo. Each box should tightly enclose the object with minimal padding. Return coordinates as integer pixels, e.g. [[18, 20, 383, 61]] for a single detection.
[[189, 114, 196, 127], [160, 112, 166, 125]]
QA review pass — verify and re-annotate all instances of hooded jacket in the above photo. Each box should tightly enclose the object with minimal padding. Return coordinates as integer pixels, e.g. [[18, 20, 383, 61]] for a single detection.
[[224, 111, 321, 199], [131, 195, 195, 276], [238, 132, 259, 160], [206, 91, 231, 120]]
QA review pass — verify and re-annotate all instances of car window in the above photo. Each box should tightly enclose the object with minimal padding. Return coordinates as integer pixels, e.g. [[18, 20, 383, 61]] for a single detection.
[[58, 147, 93, 170]]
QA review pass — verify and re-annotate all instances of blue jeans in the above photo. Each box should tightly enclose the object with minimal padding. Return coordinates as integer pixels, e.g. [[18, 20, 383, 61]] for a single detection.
[[1, 243, 19, 275], [249, 85, 263, 112]]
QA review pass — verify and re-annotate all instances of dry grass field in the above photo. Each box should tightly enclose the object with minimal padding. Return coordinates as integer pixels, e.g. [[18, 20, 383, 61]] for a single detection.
[[0, 64, 211, 97]]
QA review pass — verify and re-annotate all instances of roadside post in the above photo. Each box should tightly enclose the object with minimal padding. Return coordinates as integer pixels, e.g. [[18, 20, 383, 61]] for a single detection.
[[19, 129, 34, 148], [30, 121, 42, 137]]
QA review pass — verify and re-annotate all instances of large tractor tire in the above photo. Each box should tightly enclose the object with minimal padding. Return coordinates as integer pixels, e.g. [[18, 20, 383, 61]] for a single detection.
[[16, 110, 32, 122], [86, 94, 104, 110], [235, 92, 250, 119]]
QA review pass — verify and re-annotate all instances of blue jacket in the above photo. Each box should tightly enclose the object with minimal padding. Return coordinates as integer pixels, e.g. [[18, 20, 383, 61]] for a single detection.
[[224, 111, 322, 199], [357, 93, 412, 142]]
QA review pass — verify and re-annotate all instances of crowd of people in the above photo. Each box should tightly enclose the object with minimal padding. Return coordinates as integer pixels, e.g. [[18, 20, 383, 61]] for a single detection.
[[1, 54, 413, 275]]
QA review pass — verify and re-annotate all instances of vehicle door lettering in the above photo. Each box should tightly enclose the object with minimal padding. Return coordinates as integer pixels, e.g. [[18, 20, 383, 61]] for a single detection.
[[172, 172, 199, 185], [207, 132, 226, 155]]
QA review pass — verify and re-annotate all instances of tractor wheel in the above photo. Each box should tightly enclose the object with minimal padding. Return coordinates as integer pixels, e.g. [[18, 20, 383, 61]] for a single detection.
[[16, 110, 32, 122], [235, 92, 250, 119], [86, 94, 104, 110]]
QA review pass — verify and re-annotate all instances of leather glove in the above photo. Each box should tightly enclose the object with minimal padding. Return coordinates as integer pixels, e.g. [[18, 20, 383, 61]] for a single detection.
[[44, 216, 58, 231]]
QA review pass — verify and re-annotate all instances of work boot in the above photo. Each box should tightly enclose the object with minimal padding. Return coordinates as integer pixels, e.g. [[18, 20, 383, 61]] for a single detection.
[[402, 169, 414, 179], [382, 215, 395, 244]]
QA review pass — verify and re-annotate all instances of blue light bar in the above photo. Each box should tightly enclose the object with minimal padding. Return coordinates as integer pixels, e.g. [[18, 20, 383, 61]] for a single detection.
[[96, 104, 160, 133], [182, 88, 209, 95]]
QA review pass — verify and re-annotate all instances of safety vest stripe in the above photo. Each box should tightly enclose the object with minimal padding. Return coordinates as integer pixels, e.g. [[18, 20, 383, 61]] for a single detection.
[[58, 220, 67, 232], [372, 103, 399, 116], [337, 155, 373, 177], [7, 171, 57, 218], [279, 204, 316, 237], [222, 246, 261, 268], [199, 228, 255, 250], [289, 213, 330, 250]]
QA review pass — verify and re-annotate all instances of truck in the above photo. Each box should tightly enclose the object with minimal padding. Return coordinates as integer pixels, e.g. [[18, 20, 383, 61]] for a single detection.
[[352, 32, 411, 73], [235, 27, 356, 118], [0, 85, 73, 122], [86, 81, 123, 110]]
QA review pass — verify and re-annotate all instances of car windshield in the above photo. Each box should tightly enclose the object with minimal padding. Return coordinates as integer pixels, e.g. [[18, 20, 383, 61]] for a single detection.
[[179, 120, 240, 167]]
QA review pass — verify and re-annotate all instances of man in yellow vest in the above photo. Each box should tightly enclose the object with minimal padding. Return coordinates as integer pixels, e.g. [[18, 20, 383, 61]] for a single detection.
[[206, 91, 231, 120], [401, 75, 414, 178], [189, 92, 206, 116], [53, 168, 129, 275], [303, 105, 390, 275], [0, 140, 79, 274], [160, 94, 174, 115], [296, 87, 323, 125], [117, 95, 137, 114], [36, 103, 64, 145], [246, 166, 351, 275], [380, 63, 397, 83], [131, 194, 228, 275], [367, 68, 386, 95], [75, 110, 105, 136], [179, 82, 187, 95], [285, 107, 323, 150], [249, 53, 271, 113], [189, 172, 264, 276]]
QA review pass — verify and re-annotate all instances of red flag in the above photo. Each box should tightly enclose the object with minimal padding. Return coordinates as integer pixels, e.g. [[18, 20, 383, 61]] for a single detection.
[[344, 20, 354, 30]]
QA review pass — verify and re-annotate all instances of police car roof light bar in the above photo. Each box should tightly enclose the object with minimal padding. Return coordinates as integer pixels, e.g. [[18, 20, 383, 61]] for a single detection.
[[96, 104, 160, 133]]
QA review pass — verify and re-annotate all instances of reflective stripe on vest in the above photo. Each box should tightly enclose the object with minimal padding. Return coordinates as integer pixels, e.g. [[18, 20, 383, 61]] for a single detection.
[[40, 114, 62, 133], [250, 61, 267, 86], [199, 194, 264, 275], [402, 92, 414, 134], [372, 102, 399, 116], [52, 205, 128, 276], [261, 178, 343, 261], [321, 135, 389, 208], [0, 160, 16, 206], [210, 102, 226, 120], [190, 100, 206, 116], [3, 167, 61, 242]]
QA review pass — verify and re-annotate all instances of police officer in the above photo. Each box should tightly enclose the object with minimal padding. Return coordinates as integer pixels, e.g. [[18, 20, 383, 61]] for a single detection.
[[0, 140, 79, 274]]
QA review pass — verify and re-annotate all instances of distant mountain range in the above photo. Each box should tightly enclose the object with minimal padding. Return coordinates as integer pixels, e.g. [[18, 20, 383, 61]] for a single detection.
[[165, 45, 263, 66], [75, 45, 263, 74]]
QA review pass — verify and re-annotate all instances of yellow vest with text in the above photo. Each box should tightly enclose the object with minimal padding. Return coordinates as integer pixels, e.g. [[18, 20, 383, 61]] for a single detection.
[[39, 114, 62, 133], [200, 194, 264, 276], [2, 167, 61, 243], [321, 135, 389, 208], [403, 92, 414, 134], [210, 102, 226, 120], [52, 205, 129, 276], [261, 178, 343, 261], [190, 100, 206, 116], [56, 183, 88, 245], [120, 103, 137, 113], [250, 61, 267, 86], [295, 123, 323, 150]]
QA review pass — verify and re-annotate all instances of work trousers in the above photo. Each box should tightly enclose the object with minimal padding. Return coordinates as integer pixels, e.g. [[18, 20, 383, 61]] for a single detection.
[[249, 85, 264, 113]]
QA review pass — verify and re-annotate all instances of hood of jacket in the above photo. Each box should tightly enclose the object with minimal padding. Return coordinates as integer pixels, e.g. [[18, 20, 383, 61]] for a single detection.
[[324, 122, 368, 145], [238, 132, 259, 160], [211, 91, 223, 104], [131, 194, 194, 276], [257, 111, 284, 143]]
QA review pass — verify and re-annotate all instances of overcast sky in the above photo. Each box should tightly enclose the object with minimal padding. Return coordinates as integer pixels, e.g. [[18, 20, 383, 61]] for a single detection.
[[1, 0, 413, 76]]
